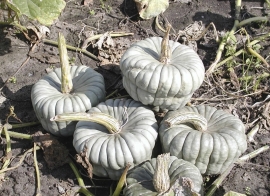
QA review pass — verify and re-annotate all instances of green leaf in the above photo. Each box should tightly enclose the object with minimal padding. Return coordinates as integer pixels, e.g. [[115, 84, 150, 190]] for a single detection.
[[224, 191, 246, 196], [134, 0, 169, 20], [6, 0, 66, 26]]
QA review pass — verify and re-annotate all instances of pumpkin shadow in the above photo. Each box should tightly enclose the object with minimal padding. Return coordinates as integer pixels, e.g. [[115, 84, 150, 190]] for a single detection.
[[0, 77, 35, 122], [119, 0, 139, 19], [0, 27, 12, 56]]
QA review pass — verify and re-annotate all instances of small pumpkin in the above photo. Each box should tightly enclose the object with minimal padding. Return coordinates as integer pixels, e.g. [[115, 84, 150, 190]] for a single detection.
[[159, 105, 247, 175], [31, 65, 106, 136], [31, 34, 105, 136], [120, 27, 205, 111], [71, 99, 158, 180], [124, 153, 204, 196]]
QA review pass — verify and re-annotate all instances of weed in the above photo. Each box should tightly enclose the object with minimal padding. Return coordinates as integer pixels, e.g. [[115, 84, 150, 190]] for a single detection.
[[9, 76, 17, 84], [89, 9, 95, 15], [99, 0, 112, 13]]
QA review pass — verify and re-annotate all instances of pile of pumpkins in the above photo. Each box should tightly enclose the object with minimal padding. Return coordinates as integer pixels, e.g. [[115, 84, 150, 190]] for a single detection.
[[31, 32, 247, 196]]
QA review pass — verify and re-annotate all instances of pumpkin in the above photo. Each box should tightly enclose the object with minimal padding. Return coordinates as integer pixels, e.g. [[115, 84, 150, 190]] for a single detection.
[[159, 105, 247, 175], [31, 34, 105, 136], [72, 99, 158, 180], [123, 153, 204, 196], [31, 65, 106, 136], [120, 29, 205, 111]]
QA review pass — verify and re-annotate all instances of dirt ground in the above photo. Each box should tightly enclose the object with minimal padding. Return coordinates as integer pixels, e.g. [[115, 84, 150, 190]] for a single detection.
[[0, 0, 270, 195]]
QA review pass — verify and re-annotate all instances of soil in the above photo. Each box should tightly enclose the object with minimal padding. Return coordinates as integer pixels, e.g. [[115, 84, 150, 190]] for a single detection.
[[0, 0, 270, 196]]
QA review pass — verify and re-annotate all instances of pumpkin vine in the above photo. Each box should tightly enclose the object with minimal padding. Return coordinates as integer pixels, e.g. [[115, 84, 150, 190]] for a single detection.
[[58, 32, 73, 94], [165, 112, 208, 132]]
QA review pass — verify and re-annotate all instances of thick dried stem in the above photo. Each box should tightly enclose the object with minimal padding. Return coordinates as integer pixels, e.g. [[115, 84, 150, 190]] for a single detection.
[[165, 112, 208, 132], [160, 25, 171, 65], [51, 112, 121, 134], [153, 153, 171, 194], [58, 33, 73, 94]]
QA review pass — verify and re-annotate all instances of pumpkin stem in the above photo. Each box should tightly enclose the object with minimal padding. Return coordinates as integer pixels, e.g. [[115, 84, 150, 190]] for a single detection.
[[165, 112, 208, 132], [58, 33, 73, 94], [153, 153, 171, 194], [50, 112, 121, 134], [160, 24, 171, 65]]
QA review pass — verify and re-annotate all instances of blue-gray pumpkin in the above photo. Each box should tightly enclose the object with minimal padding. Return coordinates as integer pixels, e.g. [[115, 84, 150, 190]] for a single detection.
[[120, 37, 205, 110], [73, 99, 158, 180], [124, 155, 204, 196], [31, 65, 105, 136], [159, 105, 247, 174]]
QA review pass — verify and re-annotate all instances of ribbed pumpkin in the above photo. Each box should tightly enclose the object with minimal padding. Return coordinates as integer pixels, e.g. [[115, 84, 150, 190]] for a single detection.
[[72, 99, 158, 180], [120, 33, 205, 111], [31, 65, 106, 136], [124, 154, 204, 196], [159, 105, 247, 175]]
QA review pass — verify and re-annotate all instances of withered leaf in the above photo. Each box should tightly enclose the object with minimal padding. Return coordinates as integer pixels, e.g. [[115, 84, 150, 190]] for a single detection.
[[33, 131, 69, 170], [75, 146, 93, 179]]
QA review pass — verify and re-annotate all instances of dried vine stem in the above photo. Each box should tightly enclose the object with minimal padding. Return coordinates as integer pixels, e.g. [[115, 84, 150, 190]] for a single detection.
[[34, 142, 41, 196], [206, 0, 269, 75], [51, 112, 122, 134], [160, 24, 172, 65], [206, 145, 270, 196], [58, 33, 73, 94], [112, 163, 131, 196], [165, 112, 208, 132], [153, 153, 171, 194]]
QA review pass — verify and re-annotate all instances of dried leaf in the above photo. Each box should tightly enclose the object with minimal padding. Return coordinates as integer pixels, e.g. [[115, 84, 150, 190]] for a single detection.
[[229, 68, 240, 90], [168, 177, 201, 196], [33, 131, 69, 169], [75, 146, 93, 178]]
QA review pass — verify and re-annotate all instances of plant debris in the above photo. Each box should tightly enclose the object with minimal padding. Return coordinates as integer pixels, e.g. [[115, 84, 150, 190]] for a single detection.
[[32, 131, 70, 170]]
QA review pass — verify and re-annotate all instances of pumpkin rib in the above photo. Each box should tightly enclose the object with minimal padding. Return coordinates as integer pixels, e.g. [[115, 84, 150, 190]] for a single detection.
[[113, 99, 123, 120], [120, 131, 147, 164], [194, 133, 214, 173], [114, 136, 127, 169], [128, 130, 153, 157], [145, 37, 160, 57], [181, 130, 197, 164], [214, 134, 229, 172], [89, 135, 108, 165], [218, 132, 239, 172], [146, 64, 163, 95], [207, 133, 223, 174], [118, 133, 135, 164], [169, 159, 202, 185], [73, 75, 104, 90], [127, 127, 155, 150], [218, 128, 247, 153], [123, 111, 156, 128], [106, 137, 120, 169], [54, 96, 67, 134], [170, 129, 191, 159], [94, 134, 110, 167], [73, 95, 89, 112], [182, 130, 202, 165], [133, 61, 157, 91]]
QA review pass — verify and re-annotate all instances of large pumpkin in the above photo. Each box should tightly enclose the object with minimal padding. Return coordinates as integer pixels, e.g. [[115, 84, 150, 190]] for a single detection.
[[73, 99, 158, 180], [120, 36, 205, 111], [159, 105, 247, 174], [31, 65, 106, 136], [124, 154, 204, 196]]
